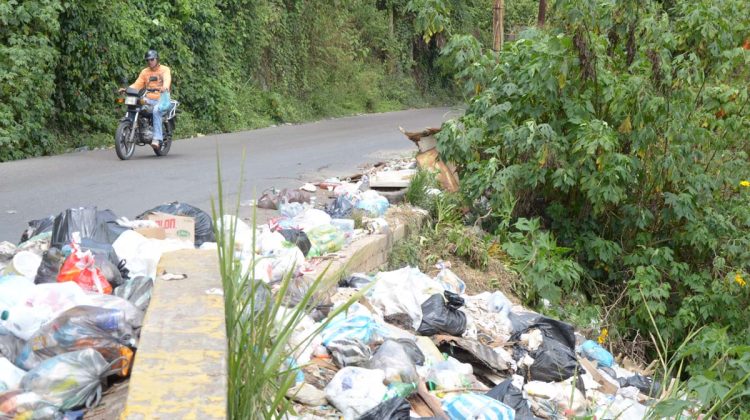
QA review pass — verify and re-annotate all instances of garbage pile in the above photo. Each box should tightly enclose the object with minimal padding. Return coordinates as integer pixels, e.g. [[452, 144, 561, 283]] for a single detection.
[[0, 204, 207, 418], [0, 159, 412, 419], [218, 159, 661, 419], [273, 263, 659, 419]]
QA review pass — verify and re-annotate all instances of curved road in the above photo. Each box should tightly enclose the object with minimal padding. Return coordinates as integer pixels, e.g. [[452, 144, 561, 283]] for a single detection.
[[0, 107, 458, 242]]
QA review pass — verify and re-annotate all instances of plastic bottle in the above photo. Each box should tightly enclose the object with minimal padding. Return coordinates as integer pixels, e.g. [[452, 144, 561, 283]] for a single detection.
[[383, 382, 416, 399], [0, 306, 45, 341], [580, 340, 614, 367]]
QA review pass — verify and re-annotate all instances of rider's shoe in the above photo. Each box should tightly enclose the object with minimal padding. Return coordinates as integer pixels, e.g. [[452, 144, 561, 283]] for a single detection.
[[151, 139, 161, 150]]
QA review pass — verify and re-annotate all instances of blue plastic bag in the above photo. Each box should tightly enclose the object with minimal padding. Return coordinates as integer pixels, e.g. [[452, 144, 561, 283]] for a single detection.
[[320, 314, 390, 346], [580, 340, 614, 367], [442, 393, 515, 420], [157, 91, 171, 113]]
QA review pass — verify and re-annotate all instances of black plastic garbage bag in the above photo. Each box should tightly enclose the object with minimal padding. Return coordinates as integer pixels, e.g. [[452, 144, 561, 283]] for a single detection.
[[417, 292, 467, 336], [338, 273, 373, 289], [326, 195, 355, 218], [444, 290, 465, 310], [619, 374, 661, 397], [511, 316, 580, 383], [509, 311, 544, 334], [486, 379, 540, 420], [19, 215, 55, 243], [358, 397, 411, 420], [50, 207, 125, 249], [137, 202, 215, 246], [34, 247, 66, 284], [114, 276, 154, 312], [279, 229, 312, 256]]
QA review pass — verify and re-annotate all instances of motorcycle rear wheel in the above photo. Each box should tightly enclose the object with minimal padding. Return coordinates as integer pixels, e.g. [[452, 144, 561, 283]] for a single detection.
[[115, 121, 136, 160], [153, 119, 174, 156]]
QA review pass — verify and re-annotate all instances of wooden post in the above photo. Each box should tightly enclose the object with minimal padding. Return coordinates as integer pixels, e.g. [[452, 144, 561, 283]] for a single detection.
[[538, 0, 547, 27], [493, 0, 504, 51]]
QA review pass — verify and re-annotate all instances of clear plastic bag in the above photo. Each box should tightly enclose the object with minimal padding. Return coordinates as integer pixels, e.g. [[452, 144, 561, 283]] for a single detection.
[[0, 357, 25, 392], [21, 348, 118, 410], [306, 225, 345, 257], [356, 190, 389, 217], [113, 276, 153, 312], [426, 356, 474, 390], [16, 306, 135, 375], [0, 327, 25, 363], [0, 390, 61, 419], [434, 261, 466, 294], [366, 340, 418, 384]]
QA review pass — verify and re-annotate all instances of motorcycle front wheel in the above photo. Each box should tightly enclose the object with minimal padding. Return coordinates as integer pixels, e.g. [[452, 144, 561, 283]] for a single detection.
[[153, 138, 171, 156], [115, 121, 136, 160]]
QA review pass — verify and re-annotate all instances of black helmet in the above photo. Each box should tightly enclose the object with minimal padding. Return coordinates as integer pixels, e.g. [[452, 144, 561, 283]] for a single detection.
[[144, 50, 159, 61]]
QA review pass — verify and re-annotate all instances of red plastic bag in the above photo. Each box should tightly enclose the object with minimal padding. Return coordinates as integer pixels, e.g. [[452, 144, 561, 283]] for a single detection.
[[57, 243, 113, 294]]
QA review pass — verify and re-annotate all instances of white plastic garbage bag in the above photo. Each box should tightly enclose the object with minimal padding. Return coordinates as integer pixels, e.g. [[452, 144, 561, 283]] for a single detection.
[[112, 230, 193, 280], [0, 356, 26, 392], [0, 275, 35, 307], [269, 247, 305, 282], [325, 367, 387, 420], [256, 228, 286, 256], [293, 209, 332, 231], [369, 272, 423, 330], [368, 267, 444, 330], [216, 215, 255, 254], [524, 380, 588, 417]]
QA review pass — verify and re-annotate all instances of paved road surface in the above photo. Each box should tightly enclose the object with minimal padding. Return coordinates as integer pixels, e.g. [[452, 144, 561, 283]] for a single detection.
[[0, 107, 458, 242]]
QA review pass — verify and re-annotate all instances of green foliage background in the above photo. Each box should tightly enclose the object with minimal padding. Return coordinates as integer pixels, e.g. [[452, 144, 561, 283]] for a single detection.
[[0, 0, 535, 162], [437, 0, 750, 414]]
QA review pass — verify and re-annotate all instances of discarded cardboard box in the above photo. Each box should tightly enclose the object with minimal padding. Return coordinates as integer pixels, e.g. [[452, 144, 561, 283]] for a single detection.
[[142, 212, 195, 243], [134, 227, 166, 240], [416, 148, 460, 193]]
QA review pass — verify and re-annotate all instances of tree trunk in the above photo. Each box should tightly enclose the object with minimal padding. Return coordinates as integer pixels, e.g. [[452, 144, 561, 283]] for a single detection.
[[537, 0, 547, 27], [493, 0, 504, 51]]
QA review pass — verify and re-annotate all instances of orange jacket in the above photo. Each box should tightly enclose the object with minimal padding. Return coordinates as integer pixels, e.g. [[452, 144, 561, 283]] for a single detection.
[[130, 64, 171, 100]]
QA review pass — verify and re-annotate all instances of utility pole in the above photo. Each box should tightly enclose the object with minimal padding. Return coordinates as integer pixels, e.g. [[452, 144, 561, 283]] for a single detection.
[[493, 0, 504, 51], [538, 0, 547, 27]]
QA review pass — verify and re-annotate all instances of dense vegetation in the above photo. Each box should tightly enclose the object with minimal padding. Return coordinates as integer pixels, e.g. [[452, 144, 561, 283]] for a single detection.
[[0, 0, 537, 162], [436, 0, 749, 414]]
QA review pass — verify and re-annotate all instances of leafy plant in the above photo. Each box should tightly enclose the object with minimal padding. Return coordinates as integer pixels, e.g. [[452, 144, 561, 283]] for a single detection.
[[502, 217, 583, 305], [437, 0, 750, 414], [211, 152, 361, 418]]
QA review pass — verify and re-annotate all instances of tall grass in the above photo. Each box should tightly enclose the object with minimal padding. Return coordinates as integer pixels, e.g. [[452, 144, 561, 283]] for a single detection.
[[211, 151, 361, 418]]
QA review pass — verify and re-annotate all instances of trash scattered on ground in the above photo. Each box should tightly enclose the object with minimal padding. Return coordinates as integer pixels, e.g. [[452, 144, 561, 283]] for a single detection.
[[160, 272, 188, 281], [1, 154, 665, 419]]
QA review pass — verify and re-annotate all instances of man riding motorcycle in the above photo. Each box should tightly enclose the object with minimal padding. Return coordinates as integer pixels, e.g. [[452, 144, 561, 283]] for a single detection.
[[119, 50, 171, 149]]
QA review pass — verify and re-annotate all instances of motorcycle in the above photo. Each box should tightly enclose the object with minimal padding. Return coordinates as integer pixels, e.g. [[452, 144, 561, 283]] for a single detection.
[[114, 76, 178, 160]]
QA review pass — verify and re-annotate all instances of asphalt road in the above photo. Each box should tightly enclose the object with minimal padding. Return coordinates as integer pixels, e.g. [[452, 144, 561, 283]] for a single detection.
[[0, 107, 459, 242]]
